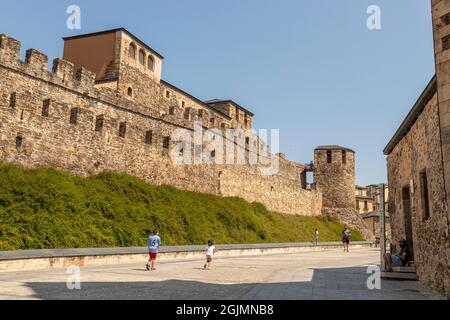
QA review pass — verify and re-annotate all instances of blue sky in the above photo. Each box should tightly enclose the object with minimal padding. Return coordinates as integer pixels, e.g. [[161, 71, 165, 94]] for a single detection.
[[0, 0, 435, 185]]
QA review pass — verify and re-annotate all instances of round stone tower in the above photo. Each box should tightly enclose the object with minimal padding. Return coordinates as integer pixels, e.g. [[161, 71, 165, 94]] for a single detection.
[[313, 145, 355, 209]]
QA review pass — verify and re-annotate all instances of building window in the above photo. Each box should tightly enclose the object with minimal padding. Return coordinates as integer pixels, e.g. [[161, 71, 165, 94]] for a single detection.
[[356, 200, 360, 210], [42, 99, 50, 117], [165, 90, 170, 99], [342, 150, 347, 164], [327, 150, 332, 164], [419, 170, 431, 220], [441, 12, 450, 26], [119, 122, 127, 138], [364, 201, 368, 211], [244, 114, 248, 127], [129, 43, 137, 59], [95, 115, 104, 132], [198, 109, 204, 118], [221, 123, 226, 129], [211, 150, 216, 158], [245, 137, 250, 145], [236, 110, 240, 121], [443, 34, 450, 51], [139, 49, 145, 65], [184, 108, 191, 120], [15, 133, 23, 149], [210, 118, 215, 126], [127, 87, 133, 97], [148, 56, 154, 71], [181, 101, 186, 108], [163, 136, 171, 149], [70, 107, 79, 125], [169, 106, 176, 115], [145, 130, 153, 145], [9, 92, 16, 108]]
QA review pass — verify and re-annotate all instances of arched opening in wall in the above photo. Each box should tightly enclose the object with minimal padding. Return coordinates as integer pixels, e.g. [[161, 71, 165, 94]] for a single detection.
[[42, 99, 50, 117], [342, 150, 347, 164], [129, 43, 137, 59], [95, 115, 104, 132], [127, 87, 133, 97], [9, 92, 16, 108], [119, 122, 127, 138], [15, 133, 23, 150], [148, 55, 155, 71], [327, 150, 332, 164], [139, 49, 145, 65]]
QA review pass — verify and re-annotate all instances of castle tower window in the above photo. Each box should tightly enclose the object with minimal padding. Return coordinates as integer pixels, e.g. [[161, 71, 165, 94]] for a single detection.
[[419, 170, 430, 220], [139, 49, 146, 65], [169, 106, 176, 115], [441, 12, 450, 26], [70, 107, 80, 125], [181, 101, 186, 108], [244, 114, 248, 128], [443, 35, 450, 51], [245, 137, 250, 145], [163, 136, 171, 149], [145, 130, 153, 145], [236, 109, 240, 121], [9, 92, 16, 108], [95, 115, 104, 132], [148, 56, 155, 71], [342, 150, 347, 164], [15, 133, 23, 150], [327, 150, 332, 164], [119, 122, 127, 138], [271, 186, 274, 192], [129, 43, 137, 59], [127, 87, 133, 97], [42, 99, 50, 117], [198, 109, 204, 118], [179, 148, 184, 157], [184, 108, 191, 120], [165, 90, 171, 99], [211, 150, 216, 158]]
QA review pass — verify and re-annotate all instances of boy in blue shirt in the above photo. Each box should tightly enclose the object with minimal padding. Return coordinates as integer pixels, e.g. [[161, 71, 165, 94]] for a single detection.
[[146, 229, 161, 271]]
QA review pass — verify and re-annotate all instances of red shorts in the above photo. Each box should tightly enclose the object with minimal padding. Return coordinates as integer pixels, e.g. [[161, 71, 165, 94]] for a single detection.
[[149, 252, 158, 260]]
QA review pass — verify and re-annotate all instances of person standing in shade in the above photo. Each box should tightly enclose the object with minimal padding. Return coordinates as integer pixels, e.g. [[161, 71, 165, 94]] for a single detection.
[[314, 228, 319, 245], [342, 227, 351, 252], [146, 229, 161, 271]]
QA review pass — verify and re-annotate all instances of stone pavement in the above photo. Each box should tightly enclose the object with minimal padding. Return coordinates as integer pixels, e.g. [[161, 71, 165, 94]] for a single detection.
[[0, 248, 444, 300]]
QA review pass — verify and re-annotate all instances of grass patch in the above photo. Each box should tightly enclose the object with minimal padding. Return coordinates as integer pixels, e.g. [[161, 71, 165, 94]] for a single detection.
[[0, 163, 363, 251]]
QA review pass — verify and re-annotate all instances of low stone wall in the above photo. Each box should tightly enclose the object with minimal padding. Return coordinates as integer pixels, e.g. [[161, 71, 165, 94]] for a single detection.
[[0, 242, 373, 272]]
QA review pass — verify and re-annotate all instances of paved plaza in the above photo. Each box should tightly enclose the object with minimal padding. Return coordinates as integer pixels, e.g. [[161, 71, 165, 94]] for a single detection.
[[0, 248, 444, 300]]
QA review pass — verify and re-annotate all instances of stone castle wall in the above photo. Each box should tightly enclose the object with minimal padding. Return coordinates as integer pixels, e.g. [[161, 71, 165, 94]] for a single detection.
[[0, 33, 322, 217], [386, 94, 450, 298]]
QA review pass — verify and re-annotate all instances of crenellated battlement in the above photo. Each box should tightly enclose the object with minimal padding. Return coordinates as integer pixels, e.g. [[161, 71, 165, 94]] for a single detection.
[[0, 30, 324, 218], [0, 34, 21, 64]]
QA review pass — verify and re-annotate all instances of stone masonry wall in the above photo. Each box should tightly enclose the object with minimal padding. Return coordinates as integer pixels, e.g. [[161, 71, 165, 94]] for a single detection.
[[387, 94, 450, 298], [0, 34, 322, 217]]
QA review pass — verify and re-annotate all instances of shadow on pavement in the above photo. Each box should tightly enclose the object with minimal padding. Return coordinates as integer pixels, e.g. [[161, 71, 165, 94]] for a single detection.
[[24, 266, 442, 300]]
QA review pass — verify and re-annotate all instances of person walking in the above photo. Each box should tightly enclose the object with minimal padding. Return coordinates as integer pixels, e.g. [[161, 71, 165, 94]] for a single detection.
[[146, 229, 161, 271], [314, 228, 319, 245], [342, 227, 351, 252], [203, 240, 217, 270]]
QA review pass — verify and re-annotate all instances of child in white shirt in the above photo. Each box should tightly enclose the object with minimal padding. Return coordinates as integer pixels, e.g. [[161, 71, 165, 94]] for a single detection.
[[204, 240, 217, 270]]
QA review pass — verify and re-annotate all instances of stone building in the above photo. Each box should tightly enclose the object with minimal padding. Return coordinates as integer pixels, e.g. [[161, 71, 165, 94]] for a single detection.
[[383, 0, 450, 298], [355, 185, 375, 214], [0, 28, 330, 217], [314, 146, 374, 240]]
